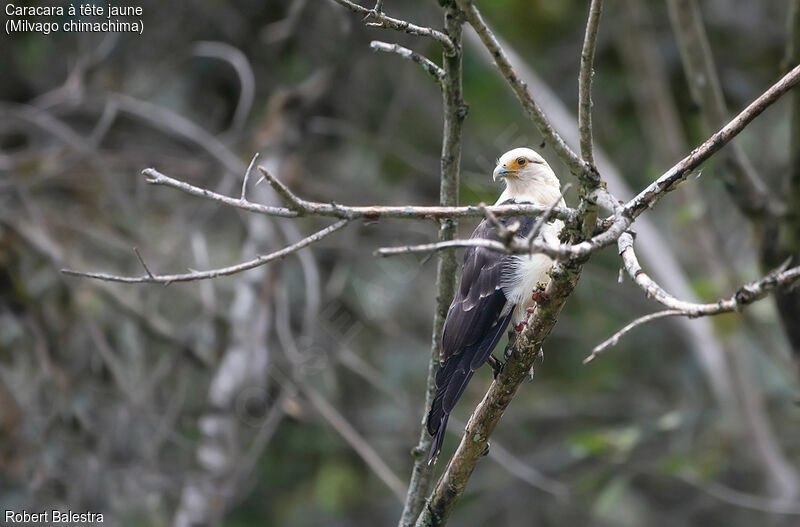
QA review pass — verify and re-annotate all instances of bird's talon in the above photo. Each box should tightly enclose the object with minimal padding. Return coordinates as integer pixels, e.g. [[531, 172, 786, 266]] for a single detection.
[[526, 306, 536, 314], [531, 290, 549, 304], [513, 317, 528, 332]]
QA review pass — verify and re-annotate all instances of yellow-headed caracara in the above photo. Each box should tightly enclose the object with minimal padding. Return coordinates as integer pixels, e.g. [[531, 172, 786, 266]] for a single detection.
[[426, 147, 565, 463]]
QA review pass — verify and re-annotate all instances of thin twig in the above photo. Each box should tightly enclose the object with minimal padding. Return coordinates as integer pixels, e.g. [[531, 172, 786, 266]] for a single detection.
[[132, 247, 155, 279], [584, 309, 684, 363], [256, 166, 305, 211], [479, 202, 515, 246], [529, 183, 571, 253], [330, 0, 455, 55], [370, 41, 445, 86], [376, 238, 510, 258], [241, 153, 259, 201], [299, 380, 407, 501], [61, 220, 349, 283], [578, 0, 603, 166]]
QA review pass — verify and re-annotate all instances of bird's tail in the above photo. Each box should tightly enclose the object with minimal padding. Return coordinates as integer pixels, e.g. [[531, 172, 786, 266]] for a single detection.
[[427, 414, 449, 465], [426, 312, 513, 464], [426, 356, 474, 464]]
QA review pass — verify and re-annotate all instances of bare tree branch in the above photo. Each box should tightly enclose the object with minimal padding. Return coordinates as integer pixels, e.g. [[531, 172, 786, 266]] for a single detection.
[[454, 0, 591, 180], [370, 41, 445, 86], [330, 0, 456, 55], [615, 232, 800, 315], [578, 0, 603, 166], [299, 381, 407, 501], [142, 167, 579, 221], [584, 232, 800, 363], [576, 0, 604, 239], [666, 0, 777, 218], [623, 64, 800, 220], [382, 64, 800, 264], [414, 259, 585, 527], [585, 309, 685, 362], [375, 238, 511, 258], [61, 220, 349, 283], [398, 4, 466, 525]]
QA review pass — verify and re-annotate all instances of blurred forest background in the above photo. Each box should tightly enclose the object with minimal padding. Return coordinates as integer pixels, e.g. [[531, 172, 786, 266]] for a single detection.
[[1, 0, 799, 526]]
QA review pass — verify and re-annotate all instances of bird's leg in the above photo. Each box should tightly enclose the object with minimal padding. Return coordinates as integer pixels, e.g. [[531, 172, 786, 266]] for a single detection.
[[513, 316, 528, 332], [531, 282, 549, 305], [487, 355, 504, 378]]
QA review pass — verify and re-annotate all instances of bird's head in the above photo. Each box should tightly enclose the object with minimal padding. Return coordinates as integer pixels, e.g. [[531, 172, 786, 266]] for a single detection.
[[492, 148, 561, 203], [492, 147, 552, 182]]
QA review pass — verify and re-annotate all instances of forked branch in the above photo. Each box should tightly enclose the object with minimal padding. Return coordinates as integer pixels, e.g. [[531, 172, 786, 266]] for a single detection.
[[584, 233, 800, 362]]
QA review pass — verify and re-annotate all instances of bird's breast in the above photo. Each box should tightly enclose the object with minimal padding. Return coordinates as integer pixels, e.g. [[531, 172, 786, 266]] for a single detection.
[[500, 220, 563, 322]]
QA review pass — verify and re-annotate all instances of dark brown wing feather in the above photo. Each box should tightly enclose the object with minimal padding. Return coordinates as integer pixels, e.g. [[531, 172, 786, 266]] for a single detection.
[[440, 219, 509, 359]]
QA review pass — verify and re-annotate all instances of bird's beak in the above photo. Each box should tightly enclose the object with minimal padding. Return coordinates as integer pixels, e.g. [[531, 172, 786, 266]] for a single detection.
[[493, 166, 514, 181]]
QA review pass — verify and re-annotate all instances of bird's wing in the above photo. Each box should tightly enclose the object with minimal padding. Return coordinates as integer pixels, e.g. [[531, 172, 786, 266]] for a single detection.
[[440, 213, 536, 363], [439, 219, 509, 361], [427, 212, 536, 461]]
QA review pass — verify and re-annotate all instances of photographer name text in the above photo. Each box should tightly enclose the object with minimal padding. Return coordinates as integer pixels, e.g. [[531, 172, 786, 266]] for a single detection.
[[5, 509, 104, 524]]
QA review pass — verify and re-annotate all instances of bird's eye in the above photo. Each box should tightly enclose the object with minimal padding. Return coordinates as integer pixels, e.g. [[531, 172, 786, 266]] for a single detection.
[[517, 157, 527, 166]]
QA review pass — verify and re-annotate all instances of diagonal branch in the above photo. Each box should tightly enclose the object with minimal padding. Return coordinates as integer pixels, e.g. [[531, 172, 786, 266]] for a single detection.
[[666, 0, 777, 218], [61, 220, 350, 283], [454, 0, 591, 180], [370, 41, 445, 87], [299, 380, 407, 501], [585, 309, 686, 362], [414, 259, 585, 527], [623, 64, 800, 219]]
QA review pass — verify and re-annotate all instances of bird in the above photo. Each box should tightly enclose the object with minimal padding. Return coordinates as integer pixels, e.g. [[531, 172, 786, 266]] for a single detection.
[[426, 147, 565, 464]]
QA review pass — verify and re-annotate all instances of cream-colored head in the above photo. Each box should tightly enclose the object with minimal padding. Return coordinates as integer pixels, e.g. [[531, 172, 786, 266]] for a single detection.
[[492, 148, 562, 205]]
